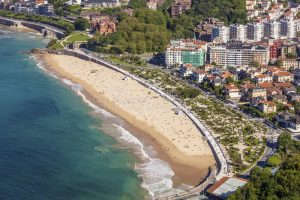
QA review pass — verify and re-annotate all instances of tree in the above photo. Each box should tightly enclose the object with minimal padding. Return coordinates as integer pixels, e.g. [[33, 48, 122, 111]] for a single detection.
[[249, 60, 260, 68], [277, 132, 293, 154], [225, 77, 234, 84], [276, 59, 283, 68], [48, 0, 67, 16], [228, 138, 300, 200], [286, 52, 297, 59], [74, 18, 90, 31], [267, 153, 282, 167]]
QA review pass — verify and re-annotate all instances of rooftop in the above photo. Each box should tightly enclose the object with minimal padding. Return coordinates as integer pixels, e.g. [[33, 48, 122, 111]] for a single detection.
[[207, 177, 248, 199]]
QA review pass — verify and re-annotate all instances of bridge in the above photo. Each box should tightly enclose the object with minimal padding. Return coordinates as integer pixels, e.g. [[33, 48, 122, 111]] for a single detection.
[[60, 48, 229, 199], [0, 16, 65, 39]]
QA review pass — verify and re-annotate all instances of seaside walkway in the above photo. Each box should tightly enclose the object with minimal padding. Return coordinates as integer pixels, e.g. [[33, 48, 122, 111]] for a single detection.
[[61, 49, 229, 198], [0, 16, 65, 38]]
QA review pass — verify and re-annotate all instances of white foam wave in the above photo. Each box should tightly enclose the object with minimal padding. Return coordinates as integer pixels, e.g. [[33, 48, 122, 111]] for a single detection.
[[114, 125, 176, 198]]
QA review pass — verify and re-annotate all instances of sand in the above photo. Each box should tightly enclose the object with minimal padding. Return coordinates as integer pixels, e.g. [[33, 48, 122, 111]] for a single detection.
[[39, 54, 216, 186]]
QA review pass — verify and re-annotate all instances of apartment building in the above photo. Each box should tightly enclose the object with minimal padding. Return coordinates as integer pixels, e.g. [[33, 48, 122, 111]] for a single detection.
[[247, 22, 264, 42], [263, 21, 280, 39], [229, 24, 247, 42], [211, 26, 230, 43], [209, 42, 269, 67], [171, 0, 191, 17], [280, 19, 297, 38], [165, 40, 206, 67]]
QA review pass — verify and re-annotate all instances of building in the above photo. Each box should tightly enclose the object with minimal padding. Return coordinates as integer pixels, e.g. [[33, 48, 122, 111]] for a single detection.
[[268, 39, 283, 60], [282, 58, 300, 69], [248, 87, 267, 99], [182, 51, 205, 67], [83, 0, 121, 8], [37, 4, 54, 15], [224, 84, 241, 101], [280, 18, 297, 39], [196, 18, 224, 41], [165, 40, 206, 67], [264, 21, 280, 39], [211, 26, 230, 43], [171, 0, 191, 17], [35, 0, 45, 5], [179, 64, 194, 77], [273, 71, 294, 82], [277, 112, 300, 131], [247, 22, 264, 42], [207, 177, 248, 200], [90, 15, 116, 35], [230, 24, 247, 42], [254, 74, 273, 83], [66, 0, 81, 5], [280, 42, 298, 58], [191, 69, 207, 83], [147, 0, 157, 10], [209, 42, 269, 67], [258, 101, 277, 113]]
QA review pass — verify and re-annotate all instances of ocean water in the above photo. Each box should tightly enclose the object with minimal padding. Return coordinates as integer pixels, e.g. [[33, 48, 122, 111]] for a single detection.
[[0, 28, 148, 199], [0, 27, 180, 200]]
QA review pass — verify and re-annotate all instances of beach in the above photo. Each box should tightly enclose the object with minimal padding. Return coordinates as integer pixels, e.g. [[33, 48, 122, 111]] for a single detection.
[[39, 53, 216, 186]]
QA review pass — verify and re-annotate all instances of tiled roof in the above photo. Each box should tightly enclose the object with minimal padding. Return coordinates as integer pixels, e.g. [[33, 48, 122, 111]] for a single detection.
[[274, 71, 293, 77], [259, 82, 273, 88]]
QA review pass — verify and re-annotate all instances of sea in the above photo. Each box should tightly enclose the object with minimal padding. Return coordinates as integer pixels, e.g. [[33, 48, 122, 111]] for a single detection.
[[0, 27, 178, 199]]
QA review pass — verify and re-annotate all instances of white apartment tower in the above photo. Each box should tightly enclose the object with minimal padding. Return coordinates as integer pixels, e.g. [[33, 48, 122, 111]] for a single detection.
[[264, 21, 280, 39], [280, 19, 296, 39], [247, 22, 263, 42], [230, 24, 247, 42], [211, 26, 230, 43]]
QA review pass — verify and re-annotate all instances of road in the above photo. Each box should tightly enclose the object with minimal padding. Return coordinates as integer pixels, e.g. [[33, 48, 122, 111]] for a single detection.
[[241, 130, 279, 177]]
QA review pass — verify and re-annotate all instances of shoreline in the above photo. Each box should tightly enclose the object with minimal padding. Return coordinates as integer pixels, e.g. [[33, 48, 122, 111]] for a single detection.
[[0, 24, 42, 35], [36, 53, 216, 190]]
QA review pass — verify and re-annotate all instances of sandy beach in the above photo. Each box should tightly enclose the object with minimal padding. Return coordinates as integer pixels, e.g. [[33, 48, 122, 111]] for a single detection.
[[39, 53, 215, 186]]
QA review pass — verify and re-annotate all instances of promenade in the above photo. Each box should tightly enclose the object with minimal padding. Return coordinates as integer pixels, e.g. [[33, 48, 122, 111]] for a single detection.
[[0, 16, 65, 37]]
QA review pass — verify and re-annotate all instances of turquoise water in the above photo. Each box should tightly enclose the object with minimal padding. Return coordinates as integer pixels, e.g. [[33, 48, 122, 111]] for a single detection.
[[0, 28, 146, 199]]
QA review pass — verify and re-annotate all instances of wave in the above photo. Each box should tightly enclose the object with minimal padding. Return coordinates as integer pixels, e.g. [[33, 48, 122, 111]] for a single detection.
[[111, 124, 178, 198]]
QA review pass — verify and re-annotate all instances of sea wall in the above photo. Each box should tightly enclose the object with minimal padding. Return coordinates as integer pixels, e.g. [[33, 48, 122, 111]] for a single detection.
[[0, 17, 65, 39]]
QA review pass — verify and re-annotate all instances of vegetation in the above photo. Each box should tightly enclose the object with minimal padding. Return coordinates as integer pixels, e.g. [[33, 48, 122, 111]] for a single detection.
[[88, 9, 170, 54], [228, 133, 300, 200], [46, 39, 64, 50], [74, 18, 90, 31], [0, 10, 74, 34], [267, 153, 282, 167], [88, 0, 248, 54], [48, 0, 67, 16], [66, 33, 90, 42]]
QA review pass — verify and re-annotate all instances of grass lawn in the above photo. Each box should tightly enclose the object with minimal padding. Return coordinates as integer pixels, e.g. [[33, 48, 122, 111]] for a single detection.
[[66, 33, 90, 42]]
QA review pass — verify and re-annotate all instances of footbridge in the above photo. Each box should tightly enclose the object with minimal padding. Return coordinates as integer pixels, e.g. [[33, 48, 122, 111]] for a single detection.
[[0, 16, 65, 39], [60, 49, 229, 199]]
